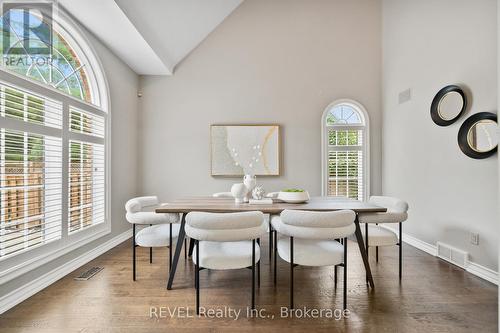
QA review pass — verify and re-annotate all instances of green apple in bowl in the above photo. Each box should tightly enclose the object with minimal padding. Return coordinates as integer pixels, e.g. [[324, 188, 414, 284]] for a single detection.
[[278, 189, 310, 203]]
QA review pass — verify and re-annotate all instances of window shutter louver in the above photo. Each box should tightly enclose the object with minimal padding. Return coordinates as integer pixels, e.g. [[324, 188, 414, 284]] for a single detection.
[[0, 79, 107, 259]]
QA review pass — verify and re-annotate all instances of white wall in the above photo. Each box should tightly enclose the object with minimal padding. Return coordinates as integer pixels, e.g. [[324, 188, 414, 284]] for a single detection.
[[382, 0, 498, 270], [139, 0, 382, 199]]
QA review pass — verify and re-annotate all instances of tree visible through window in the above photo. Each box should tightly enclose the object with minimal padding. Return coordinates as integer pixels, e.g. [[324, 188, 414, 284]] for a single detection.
[[323, 102, 367, 200], [0, 8, 92, 102]]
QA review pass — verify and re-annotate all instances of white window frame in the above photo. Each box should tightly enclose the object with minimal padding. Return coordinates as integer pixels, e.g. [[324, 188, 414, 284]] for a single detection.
[[0, 8, 111, 285], [321, 99, 370, 201]]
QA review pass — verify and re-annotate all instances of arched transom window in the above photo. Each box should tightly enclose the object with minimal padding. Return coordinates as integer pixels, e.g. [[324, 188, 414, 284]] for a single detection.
[[322, 100, 369, 200], [0, 3, 109, 264]]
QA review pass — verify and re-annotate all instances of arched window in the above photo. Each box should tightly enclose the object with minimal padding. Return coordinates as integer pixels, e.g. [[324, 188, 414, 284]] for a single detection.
[[0, 4, 109, 263], [321, 100, 369, 201]]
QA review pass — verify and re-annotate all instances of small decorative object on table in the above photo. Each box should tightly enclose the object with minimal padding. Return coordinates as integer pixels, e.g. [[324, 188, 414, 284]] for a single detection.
[[252, 185, 265, 200], [231, 183, 248, 204], [243, 174, 257, 203], [277, 188, 310, 203]]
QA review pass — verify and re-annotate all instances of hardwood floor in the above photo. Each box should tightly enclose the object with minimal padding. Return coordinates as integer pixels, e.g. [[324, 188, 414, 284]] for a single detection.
[[0, 237, 497, 332]]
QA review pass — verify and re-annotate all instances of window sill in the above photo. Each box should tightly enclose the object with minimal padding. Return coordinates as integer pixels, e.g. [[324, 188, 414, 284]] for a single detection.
[[0, 222, 111, 285]]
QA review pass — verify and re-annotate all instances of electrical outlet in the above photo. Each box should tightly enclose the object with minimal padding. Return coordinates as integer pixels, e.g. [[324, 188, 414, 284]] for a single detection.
[[470, 232, 479, 245]]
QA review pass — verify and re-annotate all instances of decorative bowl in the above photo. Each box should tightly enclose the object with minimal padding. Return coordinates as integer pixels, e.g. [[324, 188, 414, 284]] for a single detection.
[[277, 189, 310, 203]]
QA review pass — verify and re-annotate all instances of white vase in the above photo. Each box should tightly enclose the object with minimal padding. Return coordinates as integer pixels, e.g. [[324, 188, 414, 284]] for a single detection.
[[243, 175, 256, 202], [231, 183, 247, 204]]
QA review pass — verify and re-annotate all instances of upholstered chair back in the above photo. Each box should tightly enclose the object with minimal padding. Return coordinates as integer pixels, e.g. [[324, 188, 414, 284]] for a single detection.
[[369, 196, 408, 214], [125, 196, 178, 225], [359, 196, 409, 224], [185, 211, 266, 242], [276, 209, 356, 240], [125, 196, 159, 213]]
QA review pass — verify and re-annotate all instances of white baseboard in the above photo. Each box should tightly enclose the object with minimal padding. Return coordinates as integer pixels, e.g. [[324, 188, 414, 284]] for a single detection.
[[0, 229, 132, 315], [380, 225, 498, 285], [466, 261, 499, 285], [400, 231, 438, 257]]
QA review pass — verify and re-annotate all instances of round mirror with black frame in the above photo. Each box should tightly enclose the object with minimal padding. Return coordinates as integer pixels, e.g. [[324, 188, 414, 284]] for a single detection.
[[430, 85, 467, 126], [458, 112, 498, 159]]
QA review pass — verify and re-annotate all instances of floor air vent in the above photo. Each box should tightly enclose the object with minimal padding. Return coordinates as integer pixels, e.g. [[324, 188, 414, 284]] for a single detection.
[[74, 267, 104, 281], [437, 242, 468, 269]]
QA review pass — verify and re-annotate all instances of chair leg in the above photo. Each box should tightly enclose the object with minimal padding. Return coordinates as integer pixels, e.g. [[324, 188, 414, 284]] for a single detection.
[[184, 238, 187, 260], [257, 238, 261, 287], [399, 222, 402, 281], [334, 265, 338, 287], [149, 224, 153, 264], [365, 223, 369, 283], [188, 238, 195, 257], [169, 223, 173, 270], [269, 220, 273, 261], [274, 230, 277, 285], [290, 236, 294, 309], [132, 224, 136, 281], [252, 239, 256, 310], [343, 237, 347, 310], [195, 240, 200, 315], [376, 246, 379, 262]]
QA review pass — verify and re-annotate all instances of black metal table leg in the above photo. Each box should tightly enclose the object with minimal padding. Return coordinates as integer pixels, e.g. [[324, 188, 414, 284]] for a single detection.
[[167, 213, 186, 290], [169, 223, 173, 270], [353, 214, 374, 288], [365, 222, 369, 283]]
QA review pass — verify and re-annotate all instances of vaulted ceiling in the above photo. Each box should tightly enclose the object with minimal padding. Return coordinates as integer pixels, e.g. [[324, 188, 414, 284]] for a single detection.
[[59, 0, 243, 75]]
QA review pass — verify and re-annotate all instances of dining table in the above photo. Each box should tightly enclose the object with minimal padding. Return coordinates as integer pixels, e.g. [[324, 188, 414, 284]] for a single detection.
[[155, 196, 386, 290]]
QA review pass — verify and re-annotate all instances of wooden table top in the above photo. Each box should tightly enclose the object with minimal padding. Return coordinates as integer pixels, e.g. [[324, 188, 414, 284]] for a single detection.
[[155, 196, 387, 214]]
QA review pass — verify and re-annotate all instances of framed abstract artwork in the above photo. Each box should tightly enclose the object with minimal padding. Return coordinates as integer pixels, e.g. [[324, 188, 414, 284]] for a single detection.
[[210, 124, 280, 176]]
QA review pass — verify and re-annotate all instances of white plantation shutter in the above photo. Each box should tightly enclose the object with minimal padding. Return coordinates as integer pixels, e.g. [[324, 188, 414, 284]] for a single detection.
[[0, 129, 62, 256], [0, 83, 63, 257], [326, 128, 364, 200], [0, 76, 107, 259], [68, 140, 105, 233], [322, 102, 368, 201]]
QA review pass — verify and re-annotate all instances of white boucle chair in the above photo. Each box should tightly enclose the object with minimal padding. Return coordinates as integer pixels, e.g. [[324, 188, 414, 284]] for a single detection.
[[358, 196, 409, 280], [185, 211, 267, 314], [125, 196, 180, 281], [271, 209, 356, 310]]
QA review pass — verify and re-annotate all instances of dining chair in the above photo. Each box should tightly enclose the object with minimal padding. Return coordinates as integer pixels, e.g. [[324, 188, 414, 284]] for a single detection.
[[185, 211, 266, 314], [271, 209, 356, 310], [358, 196, 409, 280], [125, 196, 180, 281], [211, 191, 271, 268]]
